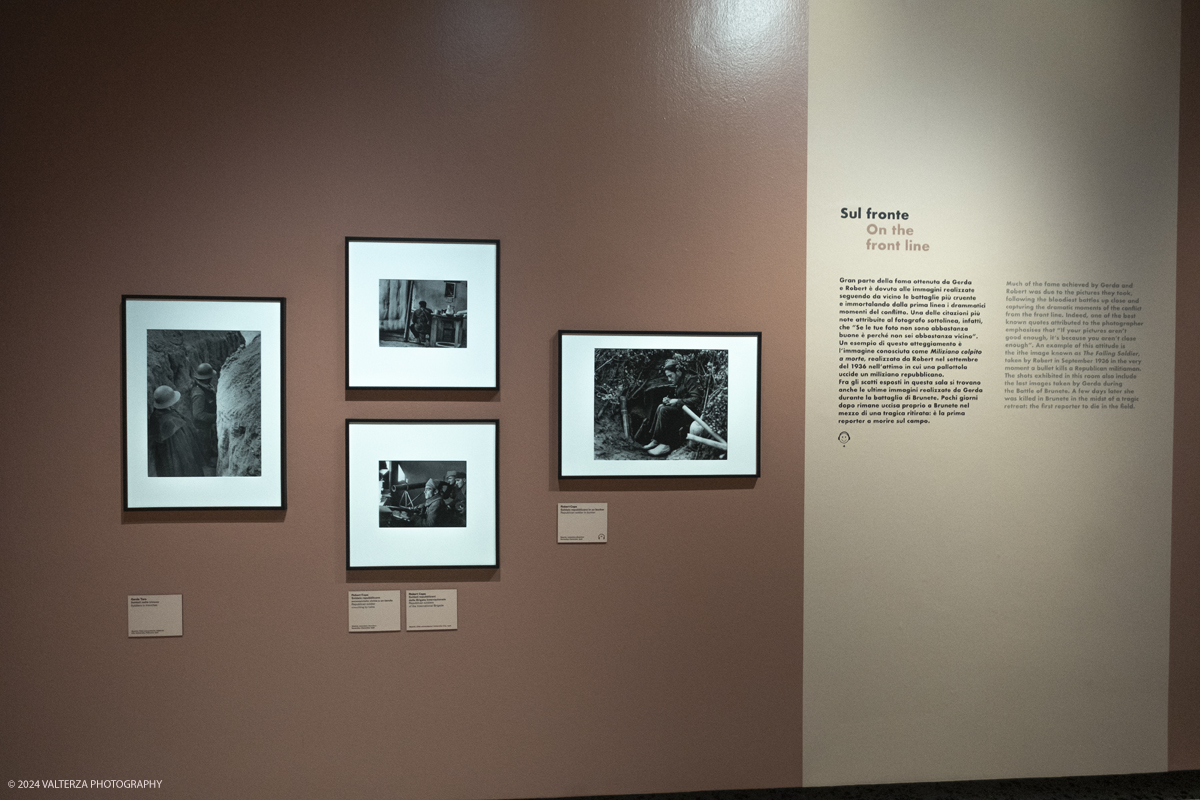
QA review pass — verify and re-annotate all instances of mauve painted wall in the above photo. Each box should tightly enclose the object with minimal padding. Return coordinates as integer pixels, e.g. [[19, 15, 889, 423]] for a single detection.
[[0, 2, 1194, 798], [0, 2, 805, 798]]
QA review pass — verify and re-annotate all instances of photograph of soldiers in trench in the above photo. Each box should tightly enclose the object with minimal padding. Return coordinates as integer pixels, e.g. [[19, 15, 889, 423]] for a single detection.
[[378, 279, 468, 348], [378, 461, 467, 528], [593, 348, 729, 460], [146, 329, 262, 478]]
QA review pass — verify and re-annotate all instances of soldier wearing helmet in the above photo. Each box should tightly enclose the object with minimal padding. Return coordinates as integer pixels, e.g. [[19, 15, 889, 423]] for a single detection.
[[423, 477, 449, 527], [190, 363, 218, 470], [148, 384, 206, 477]]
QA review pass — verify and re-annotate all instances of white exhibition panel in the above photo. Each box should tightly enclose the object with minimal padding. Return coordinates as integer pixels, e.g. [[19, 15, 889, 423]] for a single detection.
[[125, 298, 284, 509], [559, 333, 760, 477], [346, 239, 498, 388], [347, 421, 497, 568], [804, 0, 1177, 786]]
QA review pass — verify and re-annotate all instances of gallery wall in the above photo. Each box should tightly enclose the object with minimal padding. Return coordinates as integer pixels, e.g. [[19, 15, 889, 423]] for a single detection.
[[804, 0, 1180, 785], [0, 2, 1194, 799], [1171, 0, 1200, 771], [0, 3, 806, 798]]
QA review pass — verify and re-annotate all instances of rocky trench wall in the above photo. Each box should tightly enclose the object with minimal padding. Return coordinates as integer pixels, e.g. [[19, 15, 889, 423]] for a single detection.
[[215, 334, 262, 477]]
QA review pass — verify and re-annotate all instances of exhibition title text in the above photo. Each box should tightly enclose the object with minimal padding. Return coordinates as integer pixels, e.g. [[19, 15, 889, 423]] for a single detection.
[[840, 206, 930, 252], [841, 207, 908, 220]]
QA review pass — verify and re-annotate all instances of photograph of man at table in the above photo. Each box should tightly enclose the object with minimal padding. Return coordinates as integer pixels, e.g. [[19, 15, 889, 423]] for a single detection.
[[379, 279, 467, 348]]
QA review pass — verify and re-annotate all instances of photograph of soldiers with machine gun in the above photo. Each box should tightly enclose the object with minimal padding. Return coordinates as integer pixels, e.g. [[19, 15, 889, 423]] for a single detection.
[[593, 348, 729, 461], [378, 460, 467, 527]]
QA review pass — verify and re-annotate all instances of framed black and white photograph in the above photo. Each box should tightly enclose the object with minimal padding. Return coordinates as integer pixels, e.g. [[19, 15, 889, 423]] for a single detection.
[[346, 238, 499, 389], [559, 331, 761, 478], [347, 419, 498, 569], [122, 296, 286, 510]]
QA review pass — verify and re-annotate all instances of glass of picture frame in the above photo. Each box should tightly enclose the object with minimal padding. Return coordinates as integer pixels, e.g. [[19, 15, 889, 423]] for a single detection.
[[345, 237, 499, 390], [122, 295, 286, 510], [346, 419, 499, 569], [558, 330, 761, 479]]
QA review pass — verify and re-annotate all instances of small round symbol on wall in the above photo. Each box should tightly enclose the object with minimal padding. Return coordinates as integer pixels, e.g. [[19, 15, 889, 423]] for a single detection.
[[9, 780, 15, 788], [838, 431, 850, 447]]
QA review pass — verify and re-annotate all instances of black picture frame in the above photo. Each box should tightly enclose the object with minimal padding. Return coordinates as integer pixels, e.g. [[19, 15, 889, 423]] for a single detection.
[[345, 237, 499, 390], [122, 295, 287, 510], [346, 419, 499, 569], [558, 330, 761, 479]]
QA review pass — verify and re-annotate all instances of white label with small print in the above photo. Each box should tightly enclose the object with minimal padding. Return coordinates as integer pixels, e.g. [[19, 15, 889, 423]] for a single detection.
[[349, 590, 403, 632], [128, 594, 182, 638], [557, 503, 608, 543], [405, 590, 457, 630]]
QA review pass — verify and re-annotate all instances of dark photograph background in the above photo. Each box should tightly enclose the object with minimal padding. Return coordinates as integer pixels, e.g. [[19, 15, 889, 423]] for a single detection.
[[145, 329, 261, 477], [379, 278, 468, 348], [593, 347, 729, 461], [378, 459, 466, 527]]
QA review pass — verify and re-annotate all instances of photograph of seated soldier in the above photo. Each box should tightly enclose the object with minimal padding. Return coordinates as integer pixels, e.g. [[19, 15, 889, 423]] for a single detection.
[[379, 279, 468, 348], [378, 460, 467, 527], [592, 349, 729, 461]]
